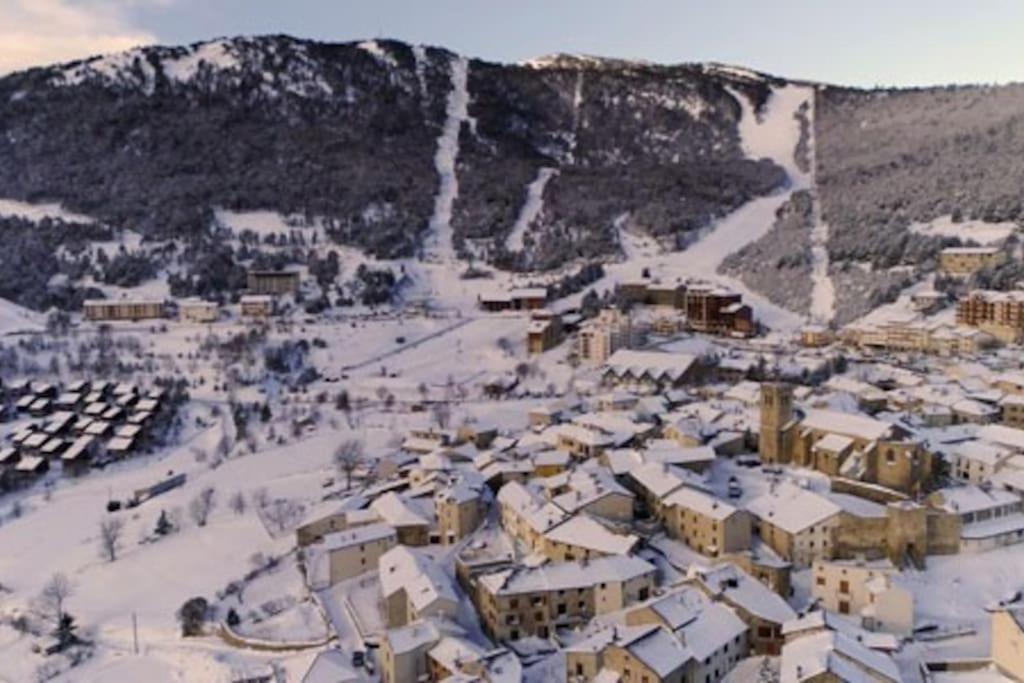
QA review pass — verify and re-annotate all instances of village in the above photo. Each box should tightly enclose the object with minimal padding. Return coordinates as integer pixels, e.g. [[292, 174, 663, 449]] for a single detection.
[[1, 240, 1024, 683]]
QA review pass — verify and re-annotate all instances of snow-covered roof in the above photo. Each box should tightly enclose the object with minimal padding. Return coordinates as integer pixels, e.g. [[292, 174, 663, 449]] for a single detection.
[[478, 555, 655, 596], [301, 649, 360, 683], [979, 424, 1024, 452], [780, 630, 901, 683], [664, 486, 738, 521], [603, 350, 697, 382], [378, 546, 458, 613], [370, 492, 430, 528], [319, 522, 397, 551], [542, 515, 637, 555], [746, 484, 841, 534], [688, 563, 797, 625], [934, 485, 1021, 516], [630, 463, 694, 500], [801, 409, 893, 442]]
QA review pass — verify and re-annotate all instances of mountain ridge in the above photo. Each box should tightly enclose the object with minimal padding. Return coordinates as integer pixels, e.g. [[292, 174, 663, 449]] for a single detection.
[[1, 34, 1022, 324]]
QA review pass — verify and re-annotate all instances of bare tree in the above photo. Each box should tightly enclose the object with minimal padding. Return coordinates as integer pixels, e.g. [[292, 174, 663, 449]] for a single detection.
[[431, 402, 452, 430], [261, 498, 304, 534], [189, 487, 217, 527], [333, 439, 365, 490], [99, 518, 125, 562], [37, 573, 73, 625], [229, 491, 247, 516]]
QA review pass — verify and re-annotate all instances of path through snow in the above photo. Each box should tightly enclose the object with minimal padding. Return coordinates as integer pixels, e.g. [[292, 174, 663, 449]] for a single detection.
[[506, 168, 557, 252], [423, 55, 471, 264], [804, 89, 836, 323]]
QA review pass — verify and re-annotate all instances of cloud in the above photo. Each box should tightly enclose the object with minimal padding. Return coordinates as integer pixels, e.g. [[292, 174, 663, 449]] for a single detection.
[[0, 0, 159, 75]]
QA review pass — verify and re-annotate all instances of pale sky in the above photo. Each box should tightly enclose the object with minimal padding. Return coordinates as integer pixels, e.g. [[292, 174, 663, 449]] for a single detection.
[[2, 0, 1023, 86]]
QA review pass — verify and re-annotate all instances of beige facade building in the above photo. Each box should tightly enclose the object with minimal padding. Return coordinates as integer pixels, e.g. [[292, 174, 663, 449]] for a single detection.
[[476, 556, 656, 641], [939, 246, 1005, 275], [664, 486, 751, 558], [306, 522, 397, 588], [178, 299, 219, 323], [240, 294, 275, 318], [811, 558, 914, 636], [957, 289, 1024, 344], [746, 484, 842, 568], [577, 308, 641, 365], [526, 309, 563, 355], [434, 480, 486, 545], [992, 608, 1024, 681], [83, 299, 167, 322], [379, 546, 459, 628]]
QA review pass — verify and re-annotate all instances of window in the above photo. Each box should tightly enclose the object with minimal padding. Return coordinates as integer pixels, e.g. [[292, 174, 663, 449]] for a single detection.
[[816, 576, 826, 586], [839, 580, 849, 593], [839, 600, 849, 614]]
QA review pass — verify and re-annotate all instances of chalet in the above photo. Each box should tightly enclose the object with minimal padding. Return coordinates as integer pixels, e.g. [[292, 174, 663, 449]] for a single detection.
[[61, 435, 96, 476], [105, 436, 135, 458]]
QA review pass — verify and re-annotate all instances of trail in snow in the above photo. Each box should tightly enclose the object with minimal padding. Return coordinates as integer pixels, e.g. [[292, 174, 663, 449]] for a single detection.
[[423, 56, 470, 264], [553, 83, 819, 331], [505, 168, 557, 252], [0, 297, 43, 335], [411, 45, 429, 104], [566, 71, 584, 163], [804, 88, 836, 323], [728, 84, 812, 189]]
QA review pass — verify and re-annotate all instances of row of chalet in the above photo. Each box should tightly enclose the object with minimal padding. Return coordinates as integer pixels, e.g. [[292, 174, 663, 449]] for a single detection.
[[1, 379, 167, 486]]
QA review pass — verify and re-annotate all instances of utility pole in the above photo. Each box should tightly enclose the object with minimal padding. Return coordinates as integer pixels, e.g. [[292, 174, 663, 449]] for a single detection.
[[132, 612, 139, 655]]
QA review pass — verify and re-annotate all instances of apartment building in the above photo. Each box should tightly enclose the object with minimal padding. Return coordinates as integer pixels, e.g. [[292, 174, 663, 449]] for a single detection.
[[938, 246, 1005, 275], [957, 289, 1024, 344], [305, 522, 398, 588], [746, 484, 842, 568], [476, 556, 656, 641], [379, 546, 459, 628], [526, 309, 563, 355], [83, 299, 167, 322], [434, 479, 486, 545], [577, 308, 642, 365], [664, 486, 751, 557], [811, 558, 914, 635], [685, 284, 754, 337]]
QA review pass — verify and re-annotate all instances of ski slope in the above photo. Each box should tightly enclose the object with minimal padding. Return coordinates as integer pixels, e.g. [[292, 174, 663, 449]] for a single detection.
[[505, 168, 557, 252]]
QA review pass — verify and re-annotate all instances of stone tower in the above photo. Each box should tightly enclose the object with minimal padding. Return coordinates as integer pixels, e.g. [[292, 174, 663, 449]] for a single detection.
[[759, 382, 793, 464]]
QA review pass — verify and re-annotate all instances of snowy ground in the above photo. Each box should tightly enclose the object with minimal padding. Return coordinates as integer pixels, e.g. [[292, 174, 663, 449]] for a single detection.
[[0, 297, 43, 336], [505, 168, 558, 253], [909, 215, 1017, 245], [0, 198, 95, 225]]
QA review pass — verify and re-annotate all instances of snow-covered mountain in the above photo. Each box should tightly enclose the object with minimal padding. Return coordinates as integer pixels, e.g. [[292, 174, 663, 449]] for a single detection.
[[1, 34, 1022, 323]]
